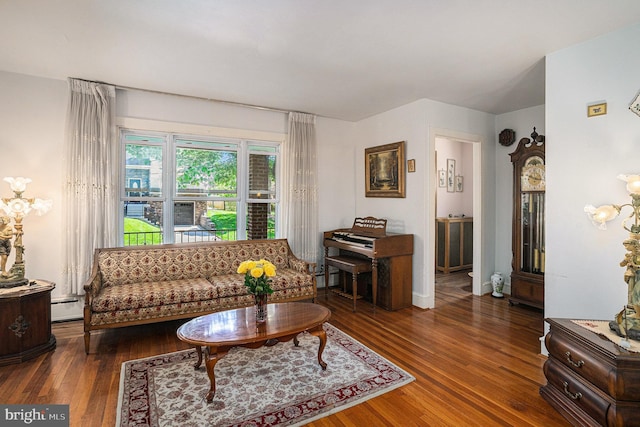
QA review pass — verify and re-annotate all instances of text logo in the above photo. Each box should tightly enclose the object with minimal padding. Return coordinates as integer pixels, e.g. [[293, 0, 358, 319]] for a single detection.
[[0, 405, 69, 426]]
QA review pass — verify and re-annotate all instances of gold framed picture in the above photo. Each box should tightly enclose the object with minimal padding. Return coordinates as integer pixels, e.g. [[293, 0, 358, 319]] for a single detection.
[[587, 102, 607, 117], [365, 141, 406, 198], [407, 159, 416, 173]]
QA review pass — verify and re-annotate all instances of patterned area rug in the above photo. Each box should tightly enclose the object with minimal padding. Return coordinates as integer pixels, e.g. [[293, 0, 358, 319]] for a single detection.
[[116, 323, 415, 426]]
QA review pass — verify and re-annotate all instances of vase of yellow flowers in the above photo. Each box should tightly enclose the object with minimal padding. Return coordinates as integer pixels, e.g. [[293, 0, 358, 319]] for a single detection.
[[237, 259, 277, 322]]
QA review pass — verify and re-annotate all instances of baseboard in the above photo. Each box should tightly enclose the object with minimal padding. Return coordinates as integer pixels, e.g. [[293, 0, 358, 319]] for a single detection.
[[51, 298, 84, 322]]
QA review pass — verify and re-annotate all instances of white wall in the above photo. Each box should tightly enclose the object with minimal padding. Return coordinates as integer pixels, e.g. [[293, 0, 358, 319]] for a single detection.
[[545, 22, 640, 322], [0, 71, 67, 308], [117, 90, 289, 134], [435, 138, 473, 218], [315, 116, 357, 273], [354, 99, 495, 308], [494, 106, 545, 287]]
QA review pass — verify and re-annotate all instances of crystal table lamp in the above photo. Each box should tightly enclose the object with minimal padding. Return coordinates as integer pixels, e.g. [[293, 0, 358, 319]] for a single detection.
[[584, 174, 640, 340], [0, 177, 52, 288]]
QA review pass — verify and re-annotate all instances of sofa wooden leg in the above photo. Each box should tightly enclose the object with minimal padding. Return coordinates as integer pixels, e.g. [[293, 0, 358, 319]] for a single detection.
[[84, 332, 90, 354]]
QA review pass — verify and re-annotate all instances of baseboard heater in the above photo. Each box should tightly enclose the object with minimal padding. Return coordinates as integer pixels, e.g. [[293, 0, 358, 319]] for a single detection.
[[51, 296, 79, 304]]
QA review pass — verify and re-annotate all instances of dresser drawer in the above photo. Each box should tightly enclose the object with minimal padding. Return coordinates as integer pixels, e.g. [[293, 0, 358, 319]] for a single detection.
[[546, 327, 640, 400], [544, 358, 612, 426]]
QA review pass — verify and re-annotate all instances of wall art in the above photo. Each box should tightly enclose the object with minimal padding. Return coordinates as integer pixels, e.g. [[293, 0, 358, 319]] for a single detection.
[[365, 141, 406, 198]]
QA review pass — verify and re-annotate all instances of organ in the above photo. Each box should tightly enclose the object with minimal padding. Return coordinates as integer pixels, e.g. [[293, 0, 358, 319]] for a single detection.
[[323, 217, 413, 311]]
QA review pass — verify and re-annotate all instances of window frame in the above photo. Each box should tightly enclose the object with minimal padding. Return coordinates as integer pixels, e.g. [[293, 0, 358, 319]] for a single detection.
[[118, 127, 281, 246]]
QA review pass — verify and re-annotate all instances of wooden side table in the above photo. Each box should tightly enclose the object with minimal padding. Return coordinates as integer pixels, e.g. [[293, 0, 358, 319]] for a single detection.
[[0, 280, 56, 366]]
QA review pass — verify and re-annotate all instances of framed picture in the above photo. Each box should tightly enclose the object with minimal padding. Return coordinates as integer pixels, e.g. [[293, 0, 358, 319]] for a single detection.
[[365, 141, 406, 198], [455, 175, 463, 192], [407, 159, 416, 173], [438, 170, 446, 187], [629, 91, 640, 117], [446, 159, 455, 193], [587, 102, 607, 117]]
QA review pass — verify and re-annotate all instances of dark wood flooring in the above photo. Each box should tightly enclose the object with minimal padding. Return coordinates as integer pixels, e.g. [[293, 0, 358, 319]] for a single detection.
[[0, 271, 569, 426]]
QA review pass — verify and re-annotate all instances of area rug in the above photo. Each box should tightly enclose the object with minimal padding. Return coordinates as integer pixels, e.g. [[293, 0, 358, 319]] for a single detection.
[[116, 323, 415, 426]]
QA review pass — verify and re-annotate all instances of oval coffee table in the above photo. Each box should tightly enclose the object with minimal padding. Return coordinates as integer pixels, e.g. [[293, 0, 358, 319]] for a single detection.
[[177, 302, 331, 403]]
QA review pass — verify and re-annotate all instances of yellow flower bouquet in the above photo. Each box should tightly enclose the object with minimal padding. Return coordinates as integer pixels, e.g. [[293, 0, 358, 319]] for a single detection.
[[237, 259, 277, 295]]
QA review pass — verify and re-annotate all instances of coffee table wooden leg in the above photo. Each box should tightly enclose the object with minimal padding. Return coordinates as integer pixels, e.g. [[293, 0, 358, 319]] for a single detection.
[[203, 346, 228, 403], [308, 325, 327, 370], [193, 346, 203, 369]]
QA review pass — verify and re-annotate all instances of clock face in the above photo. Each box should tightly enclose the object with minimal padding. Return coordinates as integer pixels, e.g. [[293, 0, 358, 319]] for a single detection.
[[521, 156, 545, 191]]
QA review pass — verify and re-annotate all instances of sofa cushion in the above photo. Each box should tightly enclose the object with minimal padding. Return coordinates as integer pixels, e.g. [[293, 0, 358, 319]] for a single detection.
[[91, 277, 216, 313], [205, 240, 293, 277], [88, 294, 256, 327], [210, 274, 251, 298], [98, 247, 214, 287], [209, 268, 313, 298], [270, 268, 315, 290]]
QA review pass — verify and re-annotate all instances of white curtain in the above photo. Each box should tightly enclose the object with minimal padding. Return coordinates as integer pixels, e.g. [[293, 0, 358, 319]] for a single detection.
[[62, 78, 117, 295], [282, 112, 319, 263]]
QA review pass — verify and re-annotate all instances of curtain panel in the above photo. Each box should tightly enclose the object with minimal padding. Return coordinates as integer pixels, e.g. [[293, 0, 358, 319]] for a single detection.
[[282, 112, 319, 264], [62, 78, 117, 295]]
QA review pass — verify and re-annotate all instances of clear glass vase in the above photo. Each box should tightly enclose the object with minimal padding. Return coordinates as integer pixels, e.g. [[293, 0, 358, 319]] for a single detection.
[[255, 293, 268, 323]]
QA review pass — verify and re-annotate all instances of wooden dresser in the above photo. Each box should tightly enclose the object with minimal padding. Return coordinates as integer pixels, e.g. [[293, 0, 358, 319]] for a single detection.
[[540, 318, 640, 426]]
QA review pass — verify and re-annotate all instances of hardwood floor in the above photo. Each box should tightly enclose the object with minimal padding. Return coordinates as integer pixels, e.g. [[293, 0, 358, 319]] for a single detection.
[[0, 272, 569, 426]]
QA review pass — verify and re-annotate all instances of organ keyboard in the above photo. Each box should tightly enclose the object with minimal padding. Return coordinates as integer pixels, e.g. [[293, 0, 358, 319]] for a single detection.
[[323, 217, 414, 311]]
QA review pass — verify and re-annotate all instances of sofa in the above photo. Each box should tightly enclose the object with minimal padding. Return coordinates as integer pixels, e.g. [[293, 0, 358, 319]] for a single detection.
[[83, 238, 317, 353]]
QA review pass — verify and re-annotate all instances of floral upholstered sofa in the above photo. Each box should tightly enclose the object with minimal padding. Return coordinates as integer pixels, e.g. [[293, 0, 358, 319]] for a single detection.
[[83, 239, 317, 353]]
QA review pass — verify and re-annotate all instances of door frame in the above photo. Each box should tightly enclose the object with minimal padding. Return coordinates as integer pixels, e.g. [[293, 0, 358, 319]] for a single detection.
[[426, 128, 483, 307]]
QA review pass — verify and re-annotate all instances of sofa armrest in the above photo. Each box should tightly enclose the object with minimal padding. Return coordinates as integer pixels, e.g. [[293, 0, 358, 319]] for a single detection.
[[83, 253, 103, 307], [289, 257, 316, 275]]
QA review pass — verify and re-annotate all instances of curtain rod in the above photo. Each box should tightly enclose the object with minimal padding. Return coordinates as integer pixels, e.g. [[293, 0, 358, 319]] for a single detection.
[[71, 77, 313, 116], [120, 84, 309, 115]]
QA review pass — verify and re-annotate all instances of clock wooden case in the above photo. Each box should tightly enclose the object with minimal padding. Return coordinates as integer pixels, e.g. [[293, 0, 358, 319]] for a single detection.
[[509, 137, 545, 309]]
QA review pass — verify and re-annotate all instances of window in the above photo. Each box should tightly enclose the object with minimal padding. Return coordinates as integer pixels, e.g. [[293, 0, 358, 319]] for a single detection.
[[120, 130, 280, 246]]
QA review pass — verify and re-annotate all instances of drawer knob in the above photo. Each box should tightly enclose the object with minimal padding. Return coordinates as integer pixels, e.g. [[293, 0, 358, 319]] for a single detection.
[[562, 381, 583, 400], [565, 351, 584, 368]]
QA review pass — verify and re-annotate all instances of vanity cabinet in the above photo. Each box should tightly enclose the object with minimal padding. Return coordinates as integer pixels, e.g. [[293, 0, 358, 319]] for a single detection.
[[436, 217, 472, 273], [540, 318, 640, 426]]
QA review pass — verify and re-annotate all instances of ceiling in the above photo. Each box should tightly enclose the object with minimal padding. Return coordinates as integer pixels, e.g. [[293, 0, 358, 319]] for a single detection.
[[2, 1, 640, 121]]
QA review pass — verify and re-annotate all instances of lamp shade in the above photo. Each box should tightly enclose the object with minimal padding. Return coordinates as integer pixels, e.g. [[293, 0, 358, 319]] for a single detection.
[[584, 204, 619, 229], [617, 174, 640, 195], [31, 198, 52, 215], [4, 198, 31, 217], [3, 177, 31, 193]]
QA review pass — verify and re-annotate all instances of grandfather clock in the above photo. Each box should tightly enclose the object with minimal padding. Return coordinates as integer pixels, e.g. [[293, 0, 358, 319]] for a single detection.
[[509, 129, 545, 309]]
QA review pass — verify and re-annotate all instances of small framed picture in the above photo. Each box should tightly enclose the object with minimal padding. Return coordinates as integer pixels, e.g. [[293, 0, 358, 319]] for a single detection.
[[407, 159, 415, 173], [587, 102, 607, 117], [455, 176, 463, 192], [438, 170, 446, 187], [630, 91, 640, 117], [446, 159, 456, 193]]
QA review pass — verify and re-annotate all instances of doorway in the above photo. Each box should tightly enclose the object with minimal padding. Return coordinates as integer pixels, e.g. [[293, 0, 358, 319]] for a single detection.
[[428, 129, 482, 308]]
